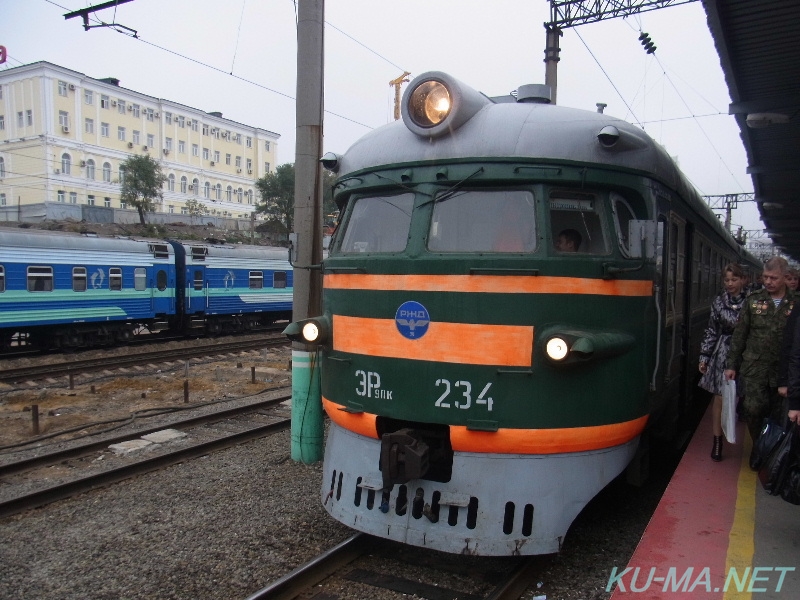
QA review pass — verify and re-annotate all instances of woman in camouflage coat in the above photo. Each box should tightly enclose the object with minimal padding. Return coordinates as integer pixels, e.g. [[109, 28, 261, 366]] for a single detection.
[[699, 263, 746, 462]]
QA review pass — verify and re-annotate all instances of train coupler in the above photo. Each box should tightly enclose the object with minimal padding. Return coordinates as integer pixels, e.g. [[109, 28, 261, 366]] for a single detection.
[[379, 428, 430, 491]]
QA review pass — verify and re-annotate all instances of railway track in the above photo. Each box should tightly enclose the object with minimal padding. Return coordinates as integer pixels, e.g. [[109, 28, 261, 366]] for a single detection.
[[246, 533, 545, 600], [0, 334, 288, 383], [0, 391, 293, 519]]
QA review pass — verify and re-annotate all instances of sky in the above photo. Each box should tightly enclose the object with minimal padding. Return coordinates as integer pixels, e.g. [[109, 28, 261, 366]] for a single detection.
[[1, 0, 766, 238]]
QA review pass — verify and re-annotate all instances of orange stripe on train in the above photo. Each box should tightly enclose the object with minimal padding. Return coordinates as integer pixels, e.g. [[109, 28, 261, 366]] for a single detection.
[[323, 397, 648, 454], [333, 315, 534, 367], [325, 274, 653, 296]]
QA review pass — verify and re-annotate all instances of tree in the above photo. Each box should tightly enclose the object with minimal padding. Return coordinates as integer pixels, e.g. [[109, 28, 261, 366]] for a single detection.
[[184, 198, 208, 224], [255, 163, 340, 232], [119, 154, 167, 225]]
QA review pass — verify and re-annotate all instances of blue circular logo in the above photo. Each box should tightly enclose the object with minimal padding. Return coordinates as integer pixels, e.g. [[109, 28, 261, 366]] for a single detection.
[[395, 301, 430, 339]]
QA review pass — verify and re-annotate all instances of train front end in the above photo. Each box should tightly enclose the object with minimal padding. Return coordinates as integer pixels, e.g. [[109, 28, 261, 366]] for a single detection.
[[302, 73, 662, 555]]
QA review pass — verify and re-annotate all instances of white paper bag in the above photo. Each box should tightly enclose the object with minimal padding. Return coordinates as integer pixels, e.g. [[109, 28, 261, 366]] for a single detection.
[[721, 379, 737, 444]]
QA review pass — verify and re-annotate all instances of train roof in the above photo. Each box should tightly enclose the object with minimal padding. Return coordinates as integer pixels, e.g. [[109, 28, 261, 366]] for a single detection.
[[170, 239, 289, 260], [0, 227, 173, 255]]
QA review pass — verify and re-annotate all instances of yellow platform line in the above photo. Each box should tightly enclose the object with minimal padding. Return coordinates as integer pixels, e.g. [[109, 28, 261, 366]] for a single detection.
[[724, 432, 756, 600]]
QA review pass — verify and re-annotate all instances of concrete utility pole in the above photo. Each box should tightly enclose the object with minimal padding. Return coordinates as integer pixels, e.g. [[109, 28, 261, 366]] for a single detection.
[[290, 0, 325, 464]]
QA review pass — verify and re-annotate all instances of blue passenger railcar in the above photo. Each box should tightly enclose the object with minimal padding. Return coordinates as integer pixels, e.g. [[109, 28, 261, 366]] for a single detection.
[[170, 240, 292, 334], [0, 228, 176, 349]]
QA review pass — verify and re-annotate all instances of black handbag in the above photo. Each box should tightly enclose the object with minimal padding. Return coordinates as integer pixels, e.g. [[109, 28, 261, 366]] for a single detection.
[[780, 466, 800, 505], [758, 422, 797, 495], [750, 418, 787, 471]]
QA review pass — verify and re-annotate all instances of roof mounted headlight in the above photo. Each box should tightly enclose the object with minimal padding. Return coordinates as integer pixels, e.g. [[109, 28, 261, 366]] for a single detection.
[[401, 71, 491, 139]]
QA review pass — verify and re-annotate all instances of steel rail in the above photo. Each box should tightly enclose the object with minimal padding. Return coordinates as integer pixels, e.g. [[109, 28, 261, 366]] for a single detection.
[[0, 393, 291, 476], [0, 336, 288, 383], [0, 418, 291, 519]]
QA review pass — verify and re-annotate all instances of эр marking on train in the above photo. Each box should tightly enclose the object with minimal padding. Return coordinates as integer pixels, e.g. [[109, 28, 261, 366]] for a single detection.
[[285, 71, 760, 555], [0, 227, 292, 351]]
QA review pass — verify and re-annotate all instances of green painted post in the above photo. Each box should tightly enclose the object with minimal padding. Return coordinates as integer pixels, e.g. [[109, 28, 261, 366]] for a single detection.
[[290, 349, 323, 463]]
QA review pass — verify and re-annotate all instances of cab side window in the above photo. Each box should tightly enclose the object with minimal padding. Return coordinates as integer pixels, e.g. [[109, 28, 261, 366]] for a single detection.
[[549, 191, 607, 254]]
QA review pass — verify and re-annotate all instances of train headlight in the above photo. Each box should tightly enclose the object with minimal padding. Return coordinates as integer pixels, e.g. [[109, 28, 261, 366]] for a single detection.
[[546, 337, 570, 361], [408, 80, 452, 128], [283, 316, 330, 346]]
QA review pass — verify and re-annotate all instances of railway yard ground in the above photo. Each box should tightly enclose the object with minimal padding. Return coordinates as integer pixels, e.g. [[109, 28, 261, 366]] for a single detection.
[[0, 340, 679, 600]]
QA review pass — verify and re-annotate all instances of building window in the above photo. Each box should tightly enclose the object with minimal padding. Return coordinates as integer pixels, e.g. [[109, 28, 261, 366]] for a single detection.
[[61, 153, 71, 175], [238, 188, 243, 203], [204, 182, 210, 198], [87, 195, 95, 206], [192, 144, 199, 157], [169, 205, 174, 213], [264, 162, 270, 173], [109, 268, 123, 291], [59, 111, 69, 128], [180, 176, 187, 193], [215, 183, 222, 200], [103, 162, 111, 182], [147, 134, 155, 147], [133, 130, 140, 144], [177, 116, 185, 128], [86, 159, 95, 180], [213, 128, 220, 139], [181, 207, 188, 215], [57, 190, 65, 202], [192, 178, 199, 195], [0, 115, 4, 130], [226, 185, 232, 201], [104, 197, 111, 208], [246, 190, 253, 205], [84, 89, 93, 105], [178, 140, 185, 154], [120, 200, 127, 209], [265, 141, 270, 151], [73, 267, 87, 292], [27, 266, 54, 292], [202, 124, 209, 136], [165, 137, 173, 152], [203, 148, 209, 160], [213, 151, 220, 162], [17, 112, 23, 128], [234, 133, 241, 144], [58, 81, 68, 96], [246, 158, 252, 172], [26, 110, 32, 126], [119, 167, 126, 185], [0, 192, 5, 207], [165, 112, 172, 124], [235, 156, 242, 168], [118, 126, 126, 141], [225, 153, 231, 165], [146, 108, 155, 121], [190, 119, 198, 132], [118, 100, 126, 114], [69, 192, 78, 204], [85, 118, 94, 134], [101, 94, 110, 109], [0, 157, 5, 178], [246, 136, 252, 148], [132, 104, 140, 117], [101, 122, 109, 137], [168, 174, 175, 191]]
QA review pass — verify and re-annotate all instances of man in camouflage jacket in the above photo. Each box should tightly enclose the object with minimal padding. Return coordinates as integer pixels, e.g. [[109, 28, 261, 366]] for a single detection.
[[725, 257, 795, 450]]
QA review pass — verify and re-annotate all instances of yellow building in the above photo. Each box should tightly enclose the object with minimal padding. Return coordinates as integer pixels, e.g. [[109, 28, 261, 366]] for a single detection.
[[0, 61, 279, 221]]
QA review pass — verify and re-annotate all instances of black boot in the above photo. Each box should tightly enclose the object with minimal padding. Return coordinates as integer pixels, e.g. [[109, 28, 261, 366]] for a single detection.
[[711, 436, 723, 462]]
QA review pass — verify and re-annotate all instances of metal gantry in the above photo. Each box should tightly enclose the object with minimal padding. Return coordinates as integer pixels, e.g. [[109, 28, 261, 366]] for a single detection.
[[548, 0, 698, 29]]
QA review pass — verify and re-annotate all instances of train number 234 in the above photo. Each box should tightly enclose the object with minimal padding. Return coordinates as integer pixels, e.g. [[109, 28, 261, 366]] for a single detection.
[[435, 379, 493, 411]]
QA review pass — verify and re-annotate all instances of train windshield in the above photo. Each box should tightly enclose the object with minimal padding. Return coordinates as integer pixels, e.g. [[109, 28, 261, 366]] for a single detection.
[[428, 190, 536, 253], [339, 193, 414, 253], [548, 191, 608, 255]]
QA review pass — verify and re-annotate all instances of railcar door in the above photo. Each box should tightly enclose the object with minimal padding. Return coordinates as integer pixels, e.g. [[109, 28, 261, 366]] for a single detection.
[[186, 266, 207, 314]]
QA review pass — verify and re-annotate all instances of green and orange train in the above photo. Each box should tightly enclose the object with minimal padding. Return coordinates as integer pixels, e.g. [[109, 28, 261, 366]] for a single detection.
[[290, 72, 759, 555]]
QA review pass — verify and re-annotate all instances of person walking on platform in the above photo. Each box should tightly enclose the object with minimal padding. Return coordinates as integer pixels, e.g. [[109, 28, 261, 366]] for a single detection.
[[699, 263, 746, 461], [725, 257, 796, 467]]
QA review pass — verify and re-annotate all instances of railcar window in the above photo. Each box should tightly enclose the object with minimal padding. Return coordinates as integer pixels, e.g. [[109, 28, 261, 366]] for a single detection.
[[191, 246, 207, 261], [0, 266, 4, 292], [249, 271, 263, 289], [149, 243, 169, 259], [610, 192, 637, 257], [340, 193, 414, 253], [27, 266, 53, 292], [428, 190, 536, 253], [193, 270, 203, 291], [109, 267, 122, 291], [273, 271, 287, 289], [134, 268, 147, 291], [156, 269, 167, 291], [73, 267, 87, 292], [549, 191, 608, 254]]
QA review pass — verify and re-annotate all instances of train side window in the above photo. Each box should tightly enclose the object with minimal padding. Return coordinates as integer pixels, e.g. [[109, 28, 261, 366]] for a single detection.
[[134, 268, 147, 291], [249, 271, 263, 289], [73, 267, 87, 292], [610, 192, 637, 257], [273, 271, 287, 289], [0, 265, 4, 292], [156, 269, 167, 291], [340, 193, 414, 254], [109, 267, 122, 291], [549, 191, 607, 255], [27, 266, 53, 292], [193, 270, 203, 291], [428, 189, 536, 253]]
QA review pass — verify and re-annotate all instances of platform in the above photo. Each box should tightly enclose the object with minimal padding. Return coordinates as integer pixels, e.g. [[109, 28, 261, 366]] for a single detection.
[[609, 404, 799, 598]]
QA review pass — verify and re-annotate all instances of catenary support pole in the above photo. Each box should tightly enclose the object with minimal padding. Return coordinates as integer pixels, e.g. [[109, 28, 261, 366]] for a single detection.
[[291, 0, 325, 463]]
